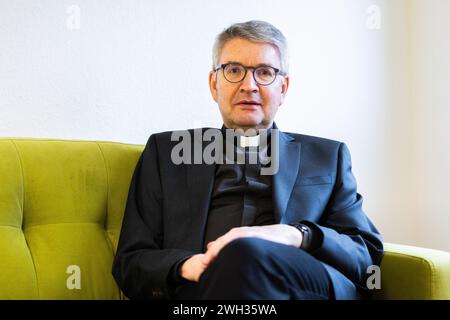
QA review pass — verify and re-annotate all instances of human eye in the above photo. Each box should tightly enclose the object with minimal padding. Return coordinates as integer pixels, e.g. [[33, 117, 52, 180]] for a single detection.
[[227, 64, 243, 75], [256, 66, 275, 77]]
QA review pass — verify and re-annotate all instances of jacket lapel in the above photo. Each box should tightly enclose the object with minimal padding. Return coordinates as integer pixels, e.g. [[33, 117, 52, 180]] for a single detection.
[[272, 130, 301, 223]]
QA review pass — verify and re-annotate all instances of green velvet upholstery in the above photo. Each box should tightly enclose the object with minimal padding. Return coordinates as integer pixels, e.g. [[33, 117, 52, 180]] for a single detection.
[[0, 138, 142, 299], [0, 138, 449, 299], [374, 243, 450, 300]]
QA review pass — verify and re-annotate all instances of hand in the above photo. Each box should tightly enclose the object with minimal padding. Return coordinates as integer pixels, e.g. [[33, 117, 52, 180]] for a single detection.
[[179, 253, 211, 282], [203, 224, 303, 265]]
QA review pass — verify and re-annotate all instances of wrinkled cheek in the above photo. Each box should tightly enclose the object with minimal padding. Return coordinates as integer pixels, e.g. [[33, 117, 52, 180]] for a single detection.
[[261, 104, 274, 115]]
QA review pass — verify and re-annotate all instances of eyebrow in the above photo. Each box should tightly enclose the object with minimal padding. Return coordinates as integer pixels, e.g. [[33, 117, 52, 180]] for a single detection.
[[223, 61, 277, 68]]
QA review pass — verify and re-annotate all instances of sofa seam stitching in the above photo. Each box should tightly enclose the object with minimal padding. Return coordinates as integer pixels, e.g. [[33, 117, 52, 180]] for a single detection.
[[10, 139, 40, 299], [23, 221, 104, 230], [0, 137, 142, 147], [96, 142, 122, 299], [0, 225, 26, 229], [423, 258, 436, 298], [96, 143, 110, 234]]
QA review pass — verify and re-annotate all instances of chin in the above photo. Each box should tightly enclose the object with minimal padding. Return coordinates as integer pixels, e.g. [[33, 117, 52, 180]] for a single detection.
[[233, 114, 264, 126], [234, 118, 261, 127]]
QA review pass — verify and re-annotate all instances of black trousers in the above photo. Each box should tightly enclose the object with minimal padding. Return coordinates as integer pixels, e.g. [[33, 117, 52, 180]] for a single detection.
[[172, 237, 335, 300]]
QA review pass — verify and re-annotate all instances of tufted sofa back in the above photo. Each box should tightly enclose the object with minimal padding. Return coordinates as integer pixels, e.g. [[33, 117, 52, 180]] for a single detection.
[[0, 138, 143, 299]]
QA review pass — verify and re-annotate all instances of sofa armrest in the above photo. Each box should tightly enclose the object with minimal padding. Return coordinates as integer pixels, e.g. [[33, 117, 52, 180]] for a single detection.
[[373, 243, 450, 300]]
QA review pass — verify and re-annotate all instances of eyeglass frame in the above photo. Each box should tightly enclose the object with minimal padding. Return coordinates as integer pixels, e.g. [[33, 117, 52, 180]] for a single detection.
[[213, 63, 285, 86]]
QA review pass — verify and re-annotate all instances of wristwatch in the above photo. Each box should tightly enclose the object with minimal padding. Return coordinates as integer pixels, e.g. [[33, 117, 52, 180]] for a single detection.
[[289, 222, 312, 250]]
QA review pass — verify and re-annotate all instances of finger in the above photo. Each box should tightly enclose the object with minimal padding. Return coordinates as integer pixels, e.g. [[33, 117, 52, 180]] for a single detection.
[[196, 266, 207, 283], [204, 247, 218, 261], [208, 241, 222, 257], [209, 234, 233, 258], [204, 248, 217, 262], [207, 241, 215, 250], [201, 254, 211, 265]]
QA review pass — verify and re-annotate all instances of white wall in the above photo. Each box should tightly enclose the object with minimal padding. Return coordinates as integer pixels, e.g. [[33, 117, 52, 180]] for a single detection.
[[0, 0, 448, 251], [410, 0, 450, 251]]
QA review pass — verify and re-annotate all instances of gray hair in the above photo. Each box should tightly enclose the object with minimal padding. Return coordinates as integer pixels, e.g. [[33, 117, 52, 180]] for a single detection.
[[212, 20, 289, 75]]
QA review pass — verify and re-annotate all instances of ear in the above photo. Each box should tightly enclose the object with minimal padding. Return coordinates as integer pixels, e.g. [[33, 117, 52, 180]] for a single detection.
[[209, 70, 219, 103], [279, 75, 290, 106]]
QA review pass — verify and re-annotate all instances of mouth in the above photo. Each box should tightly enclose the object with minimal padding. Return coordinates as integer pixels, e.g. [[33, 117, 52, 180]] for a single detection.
[[235, 100, 262, 110]]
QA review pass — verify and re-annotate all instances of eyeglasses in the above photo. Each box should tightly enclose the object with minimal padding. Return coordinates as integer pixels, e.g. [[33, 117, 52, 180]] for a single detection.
[[214, 63, 283, 86]]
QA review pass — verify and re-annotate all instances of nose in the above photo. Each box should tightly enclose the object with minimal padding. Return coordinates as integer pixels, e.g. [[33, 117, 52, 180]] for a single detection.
[[239, 69, 259, 93]]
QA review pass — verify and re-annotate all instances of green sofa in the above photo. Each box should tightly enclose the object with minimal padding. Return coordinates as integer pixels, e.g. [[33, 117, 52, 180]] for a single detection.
[[1, 138, 449, 300]]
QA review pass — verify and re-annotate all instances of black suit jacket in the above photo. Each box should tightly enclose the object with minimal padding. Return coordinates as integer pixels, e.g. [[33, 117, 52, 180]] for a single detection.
[[112, 127, 384, 299]]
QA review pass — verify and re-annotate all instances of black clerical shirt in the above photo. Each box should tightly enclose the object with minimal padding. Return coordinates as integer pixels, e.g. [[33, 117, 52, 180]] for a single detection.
[[203, 130, 275, 252]]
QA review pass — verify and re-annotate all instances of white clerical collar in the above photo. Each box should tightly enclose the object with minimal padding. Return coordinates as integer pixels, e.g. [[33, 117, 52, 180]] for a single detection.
[[238, 135, 260, 148]]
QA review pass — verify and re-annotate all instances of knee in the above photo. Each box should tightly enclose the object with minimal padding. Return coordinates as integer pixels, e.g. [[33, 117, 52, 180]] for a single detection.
[[216, 237, 271, 263], [200, 238, 270, 283]]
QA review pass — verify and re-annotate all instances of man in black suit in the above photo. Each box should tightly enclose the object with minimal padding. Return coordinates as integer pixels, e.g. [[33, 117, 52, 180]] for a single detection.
[[112, 20, 383, 300]]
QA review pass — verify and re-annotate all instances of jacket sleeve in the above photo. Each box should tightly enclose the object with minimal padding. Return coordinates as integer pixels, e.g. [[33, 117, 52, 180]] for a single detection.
[[300, 142, 384, 286], [112, 134, 195, 299]]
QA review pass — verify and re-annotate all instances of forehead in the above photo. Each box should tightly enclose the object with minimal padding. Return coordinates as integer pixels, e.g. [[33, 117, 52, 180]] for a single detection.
[[219, 37, 281, 67]]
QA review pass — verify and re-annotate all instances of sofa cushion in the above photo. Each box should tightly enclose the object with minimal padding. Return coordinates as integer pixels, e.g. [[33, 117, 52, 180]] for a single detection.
[[0, 138, 143, 299]]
